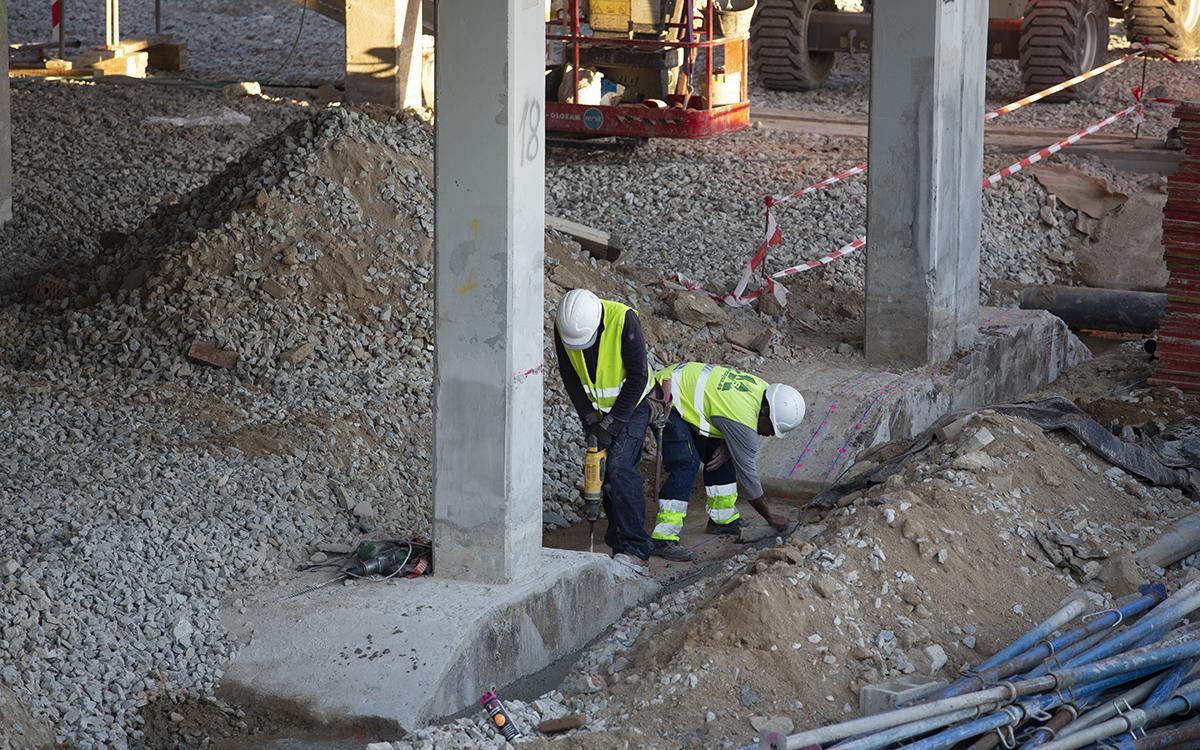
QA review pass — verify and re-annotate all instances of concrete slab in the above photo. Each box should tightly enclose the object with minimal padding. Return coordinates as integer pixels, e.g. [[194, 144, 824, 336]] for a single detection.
[[219, 549, 657, 732], [757, 307, 1089, 486]]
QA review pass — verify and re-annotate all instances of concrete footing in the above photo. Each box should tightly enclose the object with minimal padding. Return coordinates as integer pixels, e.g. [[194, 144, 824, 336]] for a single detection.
[[219, 549, 657, 731], [760, 308, 1090, 485]]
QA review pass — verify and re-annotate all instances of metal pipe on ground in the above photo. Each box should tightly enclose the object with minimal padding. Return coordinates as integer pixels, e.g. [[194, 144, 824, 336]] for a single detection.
[[770, 636, 1200, 750], [1034, 679, 1200, 750], [975, 595, 1090, 674], [1113, 717, 1200, 750], [936, 588, 1166, 699], [1136, 512, 1200, 570], [901, 664, 1171, 750], [1019, 285, 1166, 334], [1063, 581, 1200, 669], [1055, 672, 1169, 738]]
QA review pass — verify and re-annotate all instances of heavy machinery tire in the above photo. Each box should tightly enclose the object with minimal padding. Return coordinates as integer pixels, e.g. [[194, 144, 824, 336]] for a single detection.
[[751, 0, 837, 91], [1125, 0, 1200, 58], [1019, 0, 1110, 102]]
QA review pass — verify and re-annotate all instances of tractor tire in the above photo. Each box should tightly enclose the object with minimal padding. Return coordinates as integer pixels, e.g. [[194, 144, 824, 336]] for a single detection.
[[1125, 0, 1200, 58], [1019, 0, 1110, 102], [751, 0, 837, 91]]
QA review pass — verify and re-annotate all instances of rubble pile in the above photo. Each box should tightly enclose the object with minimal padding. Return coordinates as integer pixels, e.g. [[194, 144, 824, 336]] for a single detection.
[[387, 381, 1197, 749]]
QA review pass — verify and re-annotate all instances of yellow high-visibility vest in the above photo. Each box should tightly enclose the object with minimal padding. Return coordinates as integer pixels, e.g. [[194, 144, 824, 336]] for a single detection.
[[562, 299, 651, 413], [653, 362, 767, 438]]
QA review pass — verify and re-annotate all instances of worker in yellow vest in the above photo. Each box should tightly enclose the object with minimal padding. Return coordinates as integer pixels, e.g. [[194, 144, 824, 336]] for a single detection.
[[649, 362, 805, 561], [554, 289, 655, 571]]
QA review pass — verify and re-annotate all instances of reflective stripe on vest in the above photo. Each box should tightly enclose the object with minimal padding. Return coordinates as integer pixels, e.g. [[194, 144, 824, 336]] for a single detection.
[[654, 362, 768, 438], [561, 300, 651, 413]]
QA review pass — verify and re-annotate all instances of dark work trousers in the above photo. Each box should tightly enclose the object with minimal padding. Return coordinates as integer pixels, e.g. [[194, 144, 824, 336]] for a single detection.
[[602, 401, 655, 560], [651, 409, 739, 541]]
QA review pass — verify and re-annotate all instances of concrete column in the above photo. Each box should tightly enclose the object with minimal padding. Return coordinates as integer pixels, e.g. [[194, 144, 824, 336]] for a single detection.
[[863, 0, 986, 366], [433, 0, 545, 583], [345, 0, 423, 108], [0, 13, 11, 224]]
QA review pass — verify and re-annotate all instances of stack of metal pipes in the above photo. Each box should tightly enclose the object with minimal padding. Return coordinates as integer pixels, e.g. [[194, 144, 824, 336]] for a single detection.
[[745, 581, 1200, 750]]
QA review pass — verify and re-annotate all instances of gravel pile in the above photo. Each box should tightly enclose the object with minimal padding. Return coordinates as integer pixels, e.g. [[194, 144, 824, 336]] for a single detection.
[[7, 0, 345, 86], [0, 105, 609, 748], [0, 79, 308, 300]]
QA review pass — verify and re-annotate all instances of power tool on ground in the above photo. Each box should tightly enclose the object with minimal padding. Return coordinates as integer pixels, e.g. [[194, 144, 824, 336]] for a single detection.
[[583, 433, 606, 553], [281, 540, 430, 600]]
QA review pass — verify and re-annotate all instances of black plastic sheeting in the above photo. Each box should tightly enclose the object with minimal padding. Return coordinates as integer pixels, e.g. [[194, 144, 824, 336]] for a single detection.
[[805, 396, 1200, 510]]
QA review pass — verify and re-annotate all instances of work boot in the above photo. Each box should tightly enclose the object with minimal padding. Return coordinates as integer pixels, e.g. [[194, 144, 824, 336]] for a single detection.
[[706, 517, 746, 536], [652, 540, 696, 562]]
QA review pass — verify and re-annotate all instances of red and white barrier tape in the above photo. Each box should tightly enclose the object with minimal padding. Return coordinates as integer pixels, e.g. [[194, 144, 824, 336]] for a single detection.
[[692, 45, 1181, 307], [673, 97, 1147, 306], [983, 102, 1143, 187]]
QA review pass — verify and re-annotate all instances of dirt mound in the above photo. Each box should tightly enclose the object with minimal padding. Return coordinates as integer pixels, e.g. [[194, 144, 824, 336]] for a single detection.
[[540, 409, 1194, 747]]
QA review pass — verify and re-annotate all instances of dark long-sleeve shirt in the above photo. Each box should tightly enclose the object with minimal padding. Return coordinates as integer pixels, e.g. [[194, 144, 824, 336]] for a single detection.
[[554, 309, 648, 427]]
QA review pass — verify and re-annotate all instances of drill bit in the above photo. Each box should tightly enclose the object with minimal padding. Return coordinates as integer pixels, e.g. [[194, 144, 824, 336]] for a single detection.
[[588, 520, 595, 553]]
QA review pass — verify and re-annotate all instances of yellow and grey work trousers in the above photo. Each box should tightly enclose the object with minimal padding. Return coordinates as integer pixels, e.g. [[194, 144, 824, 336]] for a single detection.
[[651, 410, 740, 541]]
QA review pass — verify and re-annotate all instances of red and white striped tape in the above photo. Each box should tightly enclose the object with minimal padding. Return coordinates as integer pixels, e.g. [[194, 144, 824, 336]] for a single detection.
[[983, 102, 1143, 187], [674, 96, 1146, 306], [689, 45, 1179, 307], [51, 0, 62, 42]]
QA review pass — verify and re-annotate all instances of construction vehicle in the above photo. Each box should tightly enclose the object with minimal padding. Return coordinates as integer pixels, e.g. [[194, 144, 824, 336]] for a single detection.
[[752, 0, 1200, 101]]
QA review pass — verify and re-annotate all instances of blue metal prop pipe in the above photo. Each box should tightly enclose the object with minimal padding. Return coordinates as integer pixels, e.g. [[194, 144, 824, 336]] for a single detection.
[[900, 664, 1168, 750], [935, 588, 1166, 700], [1062, 581, 1200, 670], [1035, 679, 1200, 750], [974, 596, 1091, 674]]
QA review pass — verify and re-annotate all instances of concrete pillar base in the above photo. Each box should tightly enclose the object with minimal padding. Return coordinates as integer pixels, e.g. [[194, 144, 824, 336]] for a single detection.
[[219, 549, 657, 731], [758, 308, 1090, 485]]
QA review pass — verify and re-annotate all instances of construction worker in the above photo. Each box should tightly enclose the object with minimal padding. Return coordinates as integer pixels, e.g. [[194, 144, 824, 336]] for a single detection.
[[649, 362, 805, 561], [554, 289, 655, 571]]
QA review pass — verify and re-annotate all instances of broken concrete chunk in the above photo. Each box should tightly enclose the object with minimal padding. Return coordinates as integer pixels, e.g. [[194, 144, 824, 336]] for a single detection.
[[725, 326, 774, 353], [812, 575, 843, 599], [959, 427, 995, 454], [186, 339, 239, 369], [936, 416, 971, 443], [951, 451, 994, 473], [224, 81, 262, 97], [538, 714, 588, 734], [280, 342, 316, 366], [924, 644, 948, 674], [261, 278, 288, 299], [750, 716, 795, 735], [672, 291, 725, 328]]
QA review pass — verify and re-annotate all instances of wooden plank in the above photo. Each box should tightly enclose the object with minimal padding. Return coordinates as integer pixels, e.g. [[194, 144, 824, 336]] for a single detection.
[[545, 214, 623, 262], [68, 34, 173, 67]]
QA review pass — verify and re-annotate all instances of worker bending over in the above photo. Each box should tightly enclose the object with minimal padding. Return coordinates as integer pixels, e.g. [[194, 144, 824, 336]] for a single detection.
[[650, 362, 805, 561], [554, 289, 655, 571]]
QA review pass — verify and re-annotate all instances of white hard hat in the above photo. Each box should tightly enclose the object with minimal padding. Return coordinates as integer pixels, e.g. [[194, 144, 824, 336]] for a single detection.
[[765, 383, 805, 436], [557, 289, 604, 350]]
